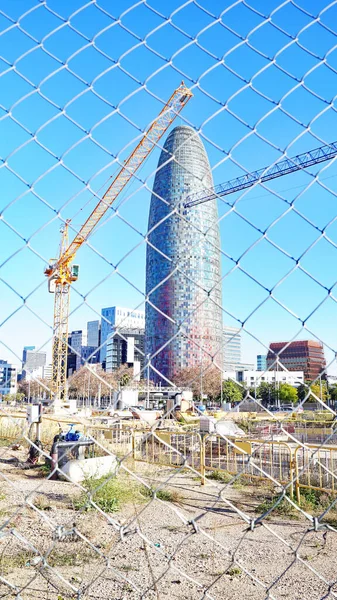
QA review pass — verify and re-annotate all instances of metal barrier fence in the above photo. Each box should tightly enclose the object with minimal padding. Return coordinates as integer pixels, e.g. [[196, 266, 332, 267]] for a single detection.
[[129, 429, 337, 505]]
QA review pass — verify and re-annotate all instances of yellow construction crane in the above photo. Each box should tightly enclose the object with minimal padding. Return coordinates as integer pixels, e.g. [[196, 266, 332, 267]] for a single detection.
[[45, 82, 193, 402]]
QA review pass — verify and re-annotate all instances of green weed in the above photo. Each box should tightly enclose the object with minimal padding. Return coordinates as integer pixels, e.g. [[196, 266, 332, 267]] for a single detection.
[[206, 469, 243, 488], [227, 566, 242, 577], [142, 486, 182, 503], [206, 470, 232, 483], [74, 475, 147, 513]]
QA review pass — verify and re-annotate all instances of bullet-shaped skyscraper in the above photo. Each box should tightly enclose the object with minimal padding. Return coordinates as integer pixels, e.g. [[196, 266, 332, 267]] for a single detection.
[[145, 126, 223, 383]]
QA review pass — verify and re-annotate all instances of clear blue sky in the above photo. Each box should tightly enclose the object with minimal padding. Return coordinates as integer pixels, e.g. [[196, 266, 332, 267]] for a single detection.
[[1, 0, 337, 373]]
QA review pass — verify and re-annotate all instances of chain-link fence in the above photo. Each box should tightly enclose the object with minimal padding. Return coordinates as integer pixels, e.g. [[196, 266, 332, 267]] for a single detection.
[[1, 1, 337, 598]]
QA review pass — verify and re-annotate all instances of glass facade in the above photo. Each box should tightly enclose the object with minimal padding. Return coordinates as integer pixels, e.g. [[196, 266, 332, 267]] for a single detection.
[[223, 326, 241, 371], [266, 340, 326, 381], [257, 354, 267, 371], [106, 329, 145, 373], [145, 126, 223, 383]]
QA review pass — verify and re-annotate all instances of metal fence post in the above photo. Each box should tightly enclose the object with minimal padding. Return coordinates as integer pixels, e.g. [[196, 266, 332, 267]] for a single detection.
[[294, 447, 301, 505], [132, 430, 136, 460], [200, 434, 206, 486]]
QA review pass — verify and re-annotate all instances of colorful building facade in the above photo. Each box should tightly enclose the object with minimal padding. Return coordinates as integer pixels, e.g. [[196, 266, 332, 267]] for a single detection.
[[145, 125, 223, 383]]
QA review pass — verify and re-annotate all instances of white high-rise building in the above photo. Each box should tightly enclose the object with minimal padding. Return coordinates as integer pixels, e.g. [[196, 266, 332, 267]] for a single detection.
[[223, 326, 241, 371], [100, 307, 145, 364]]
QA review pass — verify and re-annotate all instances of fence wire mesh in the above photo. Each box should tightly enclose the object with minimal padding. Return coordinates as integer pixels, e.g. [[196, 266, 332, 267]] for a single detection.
[[1, 0, 337, 598]]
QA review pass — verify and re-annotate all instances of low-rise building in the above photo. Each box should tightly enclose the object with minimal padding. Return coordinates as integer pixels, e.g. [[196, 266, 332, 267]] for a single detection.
[[224, 369, 304, 387]]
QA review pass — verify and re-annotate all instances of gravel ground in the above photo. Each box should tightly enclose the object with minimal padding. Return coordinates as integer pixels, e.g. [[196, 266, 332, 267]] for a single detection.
[[0, 444, 336, 599]]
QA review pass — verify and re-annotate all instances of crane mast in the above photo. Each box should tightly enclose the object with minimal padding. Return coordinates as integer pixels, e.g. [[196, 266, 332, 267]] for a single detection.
[[184, 140, 337, 208], [45, 82, 193, 402]]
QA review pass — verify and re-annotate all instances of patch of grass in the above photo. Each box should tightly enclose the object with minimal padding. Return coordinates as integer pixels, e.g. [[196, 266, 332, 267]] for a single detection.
[[142, 486, 182, 503], [197, 553, 209, 559], [74, 475, 147, 513], [49, 549, 97, 568], [206, 469, 244, 488], [156, 489, 182, 503], [33, 495, 52, 511], [206, 470, 232, 483], [256, 495, 298, 518], [119, 564, 139, 572], [257, 488, 337, 519], [227, 566, 242, 577], [39, 462, 51, 477]]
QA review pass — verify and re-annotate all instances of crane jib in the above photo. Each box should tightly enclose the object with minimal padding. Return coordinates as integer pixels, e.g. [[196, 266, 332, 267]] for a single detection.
[[184, 140, 337, 208]]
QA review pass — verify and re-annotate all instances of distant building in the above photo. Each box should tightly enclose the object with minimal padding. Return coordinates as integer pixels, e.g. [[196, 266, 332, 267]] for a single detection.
[[87, 320, 100, 348], [100, 307, 145, 365], [22, 346, 46, 379], [225, 369, 304, 387], [257, 355, 267, 371], [43, 364, 52, 381], [223, 326, 241, 370], [223, 326, 254, 372], [80, 346, 99, 367], [0, 360, 18, 396], [105, 329, 145, 375], [67, 351, 76, 379], [68, 330, 87, 372], [267, 340, 326, 381]]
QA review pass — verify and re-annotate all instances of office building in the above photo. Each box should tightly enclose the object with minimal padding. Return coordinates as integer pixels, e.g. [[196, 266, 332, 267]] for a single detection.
[[100, 307, 145, 365], [0, 360, 18, 396], [87, 320, 101, 348], [223, 326, 241, 370], [225, 369, 304, 387], [68, 330, 87, 372], [67, 351, 77, 379], [43, 364, 52, 381], [22, 346, 46, 379], [222, 326, 254, 371], [80, 346, 99, 367], [267, 340, 326, 381], [105, 329, 145, 374], [257, 354, 267, 371], [145, 126, 223, 382]]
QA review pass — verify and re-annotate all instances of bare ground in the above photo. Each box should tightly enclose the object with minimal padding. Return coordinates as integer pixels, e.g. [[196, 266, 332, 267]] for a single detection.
[[0, 443, 335, 599]]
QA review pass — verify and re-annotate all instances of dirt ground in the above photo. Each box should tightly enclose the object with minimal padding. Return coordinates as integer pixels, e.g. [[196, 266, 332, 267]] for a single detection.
[[0, 443, 336, 600]]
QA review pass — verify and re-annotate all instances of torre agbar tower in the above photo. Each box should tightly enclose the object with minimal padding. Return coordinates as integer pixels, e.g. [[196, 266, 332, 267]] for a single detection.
[[145, 125, 223, 383]]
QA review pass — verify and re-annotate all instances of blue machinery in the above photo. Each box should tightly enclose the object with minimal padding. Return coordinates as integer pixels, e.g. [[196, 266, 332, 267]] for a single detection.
[[184, 140, 337, 208]]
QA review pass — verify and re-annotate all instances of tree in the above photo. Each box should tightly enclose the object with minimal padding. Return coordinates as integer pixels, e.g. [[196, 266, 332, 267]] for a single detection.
[[174, 364, 222, 400], [256, 382, 276, 405], [221, 379, 243, 404], [297, 384, 310, 403], [67, 365, 134, 401], [310, 381, 328, 404], [329, 384, 337, 404], [278, 383, 298, 404]]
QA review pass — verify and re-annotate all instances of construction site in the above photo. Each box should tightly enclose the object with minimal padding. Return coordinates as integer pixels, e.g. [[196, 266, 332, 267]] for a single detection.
[[1, 0, 337, 599]]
